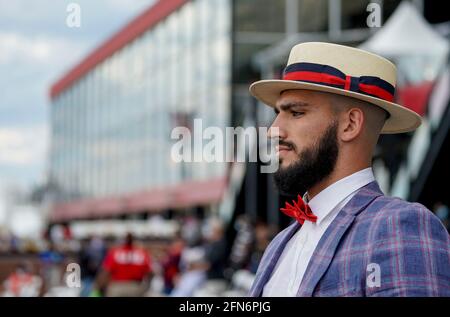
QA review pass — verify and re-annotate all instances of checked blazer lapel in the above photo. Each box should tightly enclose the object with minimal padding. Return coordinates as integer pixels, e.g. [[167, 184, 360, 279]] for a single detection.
[[249, 221, 301, 296], [296, 181, 384, 296]]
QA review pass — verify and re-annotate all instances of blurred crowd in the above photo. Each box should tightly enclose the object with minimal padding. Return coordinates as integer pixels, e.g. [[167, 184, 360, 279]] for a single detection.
[[1, 203, 448, 297], [0, 214, 278, 297]]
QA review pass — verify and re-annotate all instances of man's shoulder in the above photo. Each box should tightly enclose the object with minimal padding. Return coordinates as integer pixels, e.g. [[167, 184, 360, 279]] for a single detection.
[[362, 193, 431, 218], [357, 193, 448, 241], [352, 194, 450, 296]]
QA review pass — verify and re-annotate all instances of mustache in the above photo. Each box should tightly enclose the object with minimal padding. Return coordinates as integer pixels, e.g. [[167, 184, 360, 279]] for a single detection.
[[278, 139, 296, 152]]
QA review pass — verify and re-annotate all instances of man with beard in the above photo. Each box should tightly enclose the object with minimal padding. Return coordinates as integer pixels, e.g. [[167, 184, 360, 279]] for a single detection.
[[248, 42, 450, 297]]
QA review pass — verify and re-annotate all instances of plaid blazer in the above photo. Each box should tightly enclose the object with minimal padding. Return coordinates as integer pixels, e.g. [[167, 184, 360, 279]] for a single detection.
[[249, 181, 450, 297]]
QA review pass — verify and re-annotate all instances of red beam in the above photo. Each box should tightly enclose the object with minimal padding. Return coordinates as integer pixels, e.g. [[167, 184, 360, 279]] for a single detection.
[[50, 176, 228, 222]]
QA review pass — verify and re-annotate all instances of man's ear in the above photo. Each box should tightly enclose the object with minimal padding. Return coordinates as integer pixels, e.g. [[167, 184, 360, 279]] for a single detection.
[[340, 107, 364, 142]]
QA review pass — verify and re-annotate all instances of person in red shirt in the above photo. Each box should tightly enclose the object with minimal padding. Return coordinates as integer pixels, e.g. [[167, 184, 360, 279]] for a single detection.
[[94, 233, 152, 297]]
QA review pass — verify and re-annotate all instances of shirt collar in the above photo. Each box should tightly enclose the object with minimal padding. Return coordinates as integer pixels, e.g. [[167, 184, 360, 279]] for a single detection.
[[306, 167, 375, 225]]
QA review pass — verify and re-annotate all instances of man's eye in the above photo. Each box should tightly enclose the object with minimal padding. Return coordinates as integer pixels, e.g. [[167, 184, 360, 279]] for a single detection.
[[292, 111, 304, 117]]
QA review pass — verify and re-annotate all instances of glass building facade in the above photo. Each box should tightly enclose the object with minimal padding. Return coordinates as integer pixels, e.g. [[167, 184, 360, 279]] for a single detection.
[[49, 0, 231, 217]]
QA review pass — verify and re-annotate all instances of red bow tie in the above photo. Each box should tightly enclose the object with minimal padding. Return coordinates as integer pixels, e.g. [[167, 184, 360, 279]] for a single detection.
[[280, 195, 317, 225]]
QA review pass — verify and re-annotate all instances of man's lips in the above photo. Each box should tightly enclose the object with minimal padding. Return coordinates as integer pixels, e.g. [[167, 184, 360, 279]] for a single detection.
[[275, 145, 293, 154]]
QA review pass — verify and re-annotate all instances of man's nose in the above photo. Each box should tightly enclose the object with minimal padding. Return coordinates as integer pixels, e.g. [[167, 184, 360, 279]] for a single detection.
[[268, 115, 287, 139]]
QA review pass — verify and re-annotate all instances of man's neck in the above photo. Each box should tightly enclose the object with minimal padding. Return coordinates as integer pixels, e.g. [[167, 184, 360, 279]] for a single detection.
[[307, 164, 372, 200]]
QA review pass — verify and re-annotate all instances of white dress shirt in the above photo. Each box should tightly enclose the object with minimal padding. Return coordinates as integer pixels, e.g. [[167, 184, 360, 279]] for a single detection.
[[262, 168, 375, 297]]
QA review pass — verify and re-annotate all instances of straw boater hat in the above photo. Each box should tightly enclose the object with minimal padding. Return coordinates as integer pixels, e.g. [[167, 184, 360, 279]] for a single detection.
[[249, 42, 422, 134]]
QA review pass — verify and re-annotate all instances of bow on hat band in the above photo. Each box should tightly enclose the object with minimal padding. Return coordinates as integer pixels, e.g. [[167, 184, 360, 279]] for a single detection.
[[282, 62, 395, 102]]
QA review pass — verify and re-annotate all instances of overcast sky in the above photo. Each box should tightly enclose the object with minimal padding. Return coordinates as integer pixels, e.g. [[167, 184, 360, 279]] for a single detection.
[[0, 0, 155, 189]]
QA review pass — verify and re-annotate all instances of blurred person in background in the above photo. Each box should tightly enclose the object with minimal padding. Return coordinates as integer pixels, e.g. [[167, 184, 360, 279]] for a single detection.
[[93, 233, 152, 297], [161, 233, 185, 295], [9, 234, 20, 254], [170, 246, 208, 297], [180, 213, 202, 247], [248, 222, 274, 274], [434, 202, 450, 232], [2, 261, 42, 297], [203, 217, 227, 280], [39, 240, 64, 293], [78, 235, 106, 297], [228, 215, 255, 273]]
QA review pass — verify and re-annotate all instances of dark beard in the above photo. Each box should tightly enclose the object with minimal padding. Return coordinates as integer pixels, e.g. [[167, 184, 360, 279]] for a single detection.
[[273, 121, 339, 196]]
